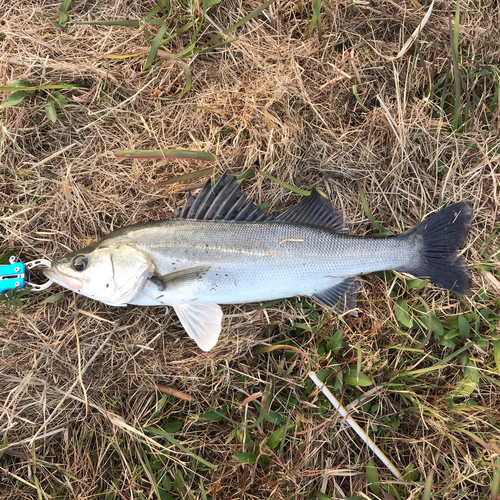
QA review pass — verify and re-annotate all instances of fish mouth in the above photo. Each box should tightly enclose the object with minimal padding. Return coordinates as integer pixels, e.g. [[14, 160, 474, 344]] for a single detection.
[[44, 268, 83, 291]]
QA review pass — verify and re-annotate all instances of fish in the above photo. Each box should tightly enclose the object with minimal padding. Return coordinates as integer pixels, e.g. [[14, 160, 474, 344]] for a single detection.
[[44, 173, 472, 351]]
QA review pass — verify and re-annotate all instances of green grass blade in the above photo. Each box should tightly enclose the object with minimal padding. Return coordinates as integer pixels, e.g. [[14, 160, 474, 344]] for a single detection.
[[32, 459, 82, 482], [258, 298, 284, 310], [105, 50, 148, 60], [155, 53, 192, 97], [199, 480, 208, 500], [356, 343, 362, 378], [117, 20, 192, 62], [145, 0, 170, 23], [439, 63, 451, 114], [194, 0, 276, 54], [491, 456, 500, 499], [144, 22, 168, 71], [308, 0, 321, 38], [0, 251, 16, 265], [175, 181, 210, 192], [0, 80, 32, 89], [188, 9, 206, 48], [0, 83, 86, 91], [405, 342, 474, 376], [491, 65, 499, 112], [203, 0, 222, 10], [80, 19, 141, 26], [352, 85, 370, 112], [135, 446, 162, 500], [39, 292, 65, 305], [157, 21, 195, 54], [33, 474, 43, 500], [233, 452, 260, 464], [174, 169, 256, 192], [259, 171, 311, 195], [407, 41, 421, 102], [167, 43, 196, 59], [154, 167, 215, 187], [279, 416, 291, 455], [157, 0, 170, 11], [450, 1, 461, 131], [144, 4, 162, 22], [246, 385, 273, 428], [422, 470, 433, 500], [357, 182, 393, 235], [314, 492, 334, 500], [113, 149, 214, 160], [78, 19, 166, 26], [59, 0, 72, 27], [494, 340, 500, 374], [196, 37, 239, 55], [235, 169, 256, 181], [146, 426, 215, 468], [35, 11, 64, 29], [0, 434, 7, 459]]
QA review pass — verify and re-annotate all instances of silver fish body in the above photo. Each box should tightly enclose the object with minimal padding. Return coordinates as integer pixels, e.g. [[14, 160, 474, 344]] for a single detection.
[[123, 219, 416, 306], [45, 174, 472, 351]]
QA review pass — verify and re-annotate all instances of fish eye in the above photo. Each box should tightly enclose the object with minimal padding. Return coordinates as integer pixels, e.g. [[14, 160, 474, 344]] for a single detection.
[[72, 255, 88, 272]]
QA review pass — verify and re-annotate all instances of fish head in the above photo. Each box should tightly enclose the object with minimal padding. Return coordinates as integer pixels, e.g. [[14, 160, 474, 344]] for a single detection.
[[44, 243, 154, 306]]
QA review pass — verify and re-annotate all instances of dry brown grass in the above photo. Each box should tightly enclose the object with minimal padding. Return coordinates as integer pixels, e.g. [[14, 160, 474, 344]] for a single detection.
[[1, 0, 500, 498]]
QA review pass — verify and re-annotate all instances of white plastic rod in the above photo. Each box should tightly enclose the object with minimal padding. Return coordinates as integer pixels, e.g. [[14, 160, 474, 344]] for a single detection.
[[309, 371, 403, 480]]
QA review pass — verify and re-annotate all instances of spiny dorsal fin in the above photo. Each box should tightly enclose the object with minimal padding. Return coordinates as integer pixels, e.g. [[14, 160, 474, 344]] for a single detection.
[[179, 191, 195, 218], [173, 173, 348, 230], [275, 191, 351, 233], [173, 173, 274, 222]]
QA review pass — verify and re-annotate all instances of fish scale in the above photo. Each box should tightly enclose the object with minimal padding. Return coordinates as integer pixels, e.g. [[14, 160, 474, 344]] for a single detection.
[[124, 219, 416, 305]]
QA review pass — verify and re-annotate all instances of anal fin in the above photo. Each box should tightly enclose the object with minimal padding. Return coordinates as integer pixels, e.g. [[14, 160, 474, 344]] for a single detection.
[[312, 277, 360, 316], [173, 302, 223, 351]]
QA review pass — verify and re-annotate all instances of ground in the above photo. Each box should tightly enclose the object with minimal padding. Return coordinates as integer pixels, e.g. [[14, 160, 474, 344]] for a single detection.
[[1, 0, 499, 499]]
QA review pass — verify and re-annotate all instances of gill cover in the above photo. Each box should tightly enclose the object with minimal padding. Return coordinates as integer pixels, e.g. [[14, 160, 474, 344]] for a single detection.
[[45, 244, 154, 306]]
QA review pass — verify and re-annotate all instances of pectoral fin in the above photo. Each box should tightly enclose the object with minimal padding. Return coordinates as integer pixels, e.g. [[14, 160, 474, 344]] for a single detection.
[[173, 302, 223, 351], [153, 265, 211, 291]]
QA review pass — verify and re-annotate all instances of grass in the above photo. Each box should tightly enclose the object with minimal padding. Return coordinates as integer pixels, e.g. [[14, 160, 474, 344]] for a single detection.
[[0, 81, 86, 123], [1, 0, 500, 498]]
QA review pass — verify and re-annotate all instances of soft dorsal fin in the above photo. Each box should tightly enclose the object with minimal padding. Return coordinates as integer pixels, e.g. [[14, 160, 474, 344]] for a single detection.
[[173, 173, 274, 222], [275, 191, 351, 233]]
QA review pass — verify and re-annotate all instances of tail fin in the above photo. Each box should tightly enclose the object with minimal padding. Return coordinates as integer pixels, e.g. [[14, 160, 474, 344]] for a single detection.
[[400, 202, 472, 294]]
